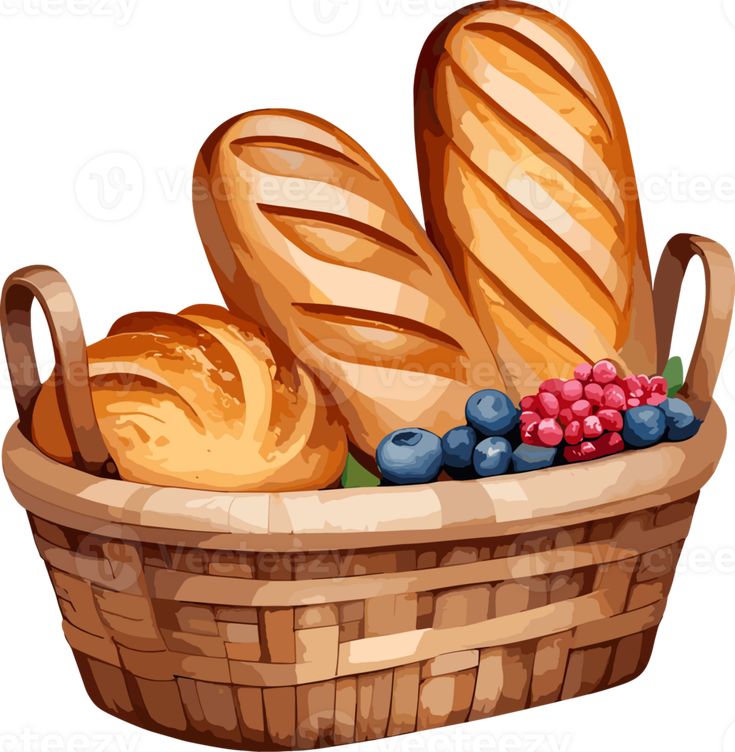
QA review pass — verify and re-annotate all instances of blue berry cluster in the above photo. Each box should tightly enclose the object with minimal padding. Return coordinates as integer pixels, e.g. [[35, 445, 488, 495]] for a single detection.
[[378, 389, 548, 485], [376, 391, 701, 486], [623, 398, 700, 448]]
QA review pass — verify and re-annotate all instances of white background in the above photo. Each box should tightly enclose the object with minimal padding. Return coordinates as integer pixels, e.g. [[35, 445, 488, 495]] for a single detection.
[[1, 1, 735, 751]]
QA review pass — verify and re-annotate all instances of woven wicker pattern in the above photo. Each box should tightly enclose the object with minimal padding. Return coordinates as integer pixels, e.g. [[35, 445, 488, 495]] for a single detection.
[[28, 492, 695, 749]]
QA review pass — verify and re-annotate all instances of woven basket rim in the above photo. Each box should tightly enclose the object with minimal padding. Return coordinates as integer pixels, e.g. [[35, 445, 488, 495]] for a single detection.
[[2, 403, 726, 550]]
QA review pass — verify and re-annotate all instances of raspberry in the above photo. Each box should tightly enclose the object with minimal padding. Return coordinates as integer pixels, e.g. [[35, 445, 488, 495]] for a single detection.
[[624, 375, 644, 398], [521, 420, 539, 444], [650, 376, 668, 395], [574, 363, 593, 382], [597, 408, 623, 432], [529, 363, 676, 465], [602, 384, 626, 410], [592, 360, 617, 385], [563, 432, 624, 463], [539, 379, 565, 397], [520, 395, 537, 411], [520, 363, 676, 459], [537, 418, 563, 447], [571, 399, 593, 419], [564, 420, 583, 445], [520, 410, 541, 426], [558, 407, 574, 427], [584, 383, 604, 406], [583, 415, 604, 439], [607, 432, 624, 451], [537, 392, 560, 419], [560, 379, 584, 403]]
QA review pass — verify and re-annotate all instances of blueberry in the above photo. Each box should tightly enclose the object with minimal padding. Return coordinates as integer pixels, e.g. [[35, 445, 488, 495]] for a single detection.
[[512, 444, 558, 473], [466, 390, 520, 437], [473, 437, 512, 477], [377, 428, 443, 485], [622, 406, 666, 449], [442, 426, 477, 471], [659, 398, 701, 442]]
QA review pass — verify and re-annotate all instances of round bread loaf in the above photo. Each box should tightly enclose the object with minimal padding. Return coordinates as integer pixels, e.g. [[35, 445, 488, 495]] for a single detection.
[[31, 305, 347, 492]]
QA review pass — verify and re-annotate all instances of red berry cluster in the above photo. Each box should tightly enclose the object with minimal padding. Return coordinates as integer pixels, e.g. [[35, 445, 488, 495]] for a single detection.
[[519, 361, 668, 463]]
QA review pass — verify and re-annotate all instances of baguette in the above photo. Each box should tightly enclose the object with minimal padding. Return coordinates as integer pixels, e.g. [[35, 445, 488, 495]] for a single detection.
[[32, 305, 347, 491], [415, 1, 657, 393], [194, 109, 507, 462]]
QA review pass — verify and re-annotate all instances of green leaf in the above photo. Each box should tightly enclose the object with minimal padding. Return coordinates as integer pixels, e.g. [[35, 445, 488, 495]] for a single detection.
[[663, 356, 684, 397], [341, 454, 380, 488]]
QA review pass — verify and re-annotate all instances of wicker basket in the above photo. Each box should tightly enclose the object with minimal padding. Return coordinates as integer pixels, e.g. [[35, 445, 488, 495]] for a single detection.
[[2, 234, 733, 750]]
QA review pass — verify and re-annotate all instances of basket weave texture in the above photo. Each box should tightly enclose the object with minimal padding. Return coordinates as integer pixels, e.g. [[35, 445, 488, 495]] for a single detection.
[[4, 401, 725, 749], [26, 495, 697, 747], [1, 234, 733, 749], [22, 490, 697, 748]]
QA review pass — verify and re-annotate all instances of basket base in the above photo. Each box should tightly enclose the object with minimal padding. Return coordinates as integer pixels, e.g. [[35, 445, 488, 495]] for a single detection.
[[72, 627, 658, 750], [15, 471, 700, 749]]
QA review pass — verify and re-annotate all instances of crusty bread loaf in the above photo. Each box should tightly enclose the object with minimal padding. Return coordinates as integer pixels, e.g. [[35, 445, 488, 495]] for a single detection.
[[415, 1, 657, 393], [193, 109, 507, 462], [32, 305, 347, 491]]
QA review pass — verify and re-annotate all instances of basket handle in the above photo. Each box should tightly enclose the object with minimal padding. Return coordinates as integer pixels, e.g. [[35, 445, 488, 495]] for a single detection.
[[1, 265, 115, 476], [654, 234, 735, 419]]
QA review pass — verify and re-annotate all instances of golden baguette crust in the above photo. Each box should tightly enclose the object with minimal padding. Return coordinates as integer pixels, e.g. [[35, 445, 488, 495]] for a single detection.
[[32, 305, 347, 492], [194, 109, 507, 461], [415, 0, 657, 393]]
